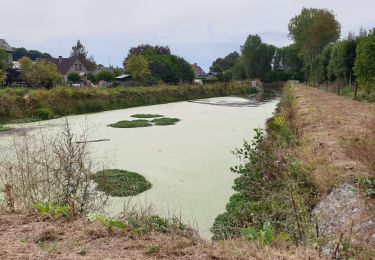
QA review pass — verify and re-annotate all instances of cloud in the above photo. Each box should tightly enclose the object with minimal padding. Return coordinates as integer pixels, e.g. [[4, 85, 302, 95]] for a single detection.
[[1, 0, 374, 70]]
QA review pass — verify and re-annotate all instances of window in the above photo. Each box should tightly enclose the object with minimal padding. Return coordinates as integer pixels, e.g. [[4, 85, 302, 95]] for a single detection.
[[75, 64, 78, 71], [79, 64, 82, 71]]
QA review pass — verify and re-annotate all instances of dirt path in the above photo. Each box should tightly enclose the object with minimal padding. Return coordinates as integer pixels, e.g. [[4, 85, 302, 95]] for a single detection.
[[293, 85, 375, 253]]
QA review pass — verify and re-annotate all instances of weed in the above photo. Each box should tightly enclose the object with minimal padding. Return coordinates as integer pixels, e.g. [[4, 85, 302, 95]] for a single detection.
[[241, 221, 274, 247], [145, 246, 160, 255], [357, 177, 375, 197], [33, 203, 73, 221], [36, 241, 59, 254], [97, 214, 126, 233]]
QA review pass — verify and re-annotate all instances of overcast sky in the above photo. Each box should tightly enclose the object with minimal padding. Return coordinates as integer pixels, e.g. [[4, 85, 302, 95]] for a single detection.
[[1, 0, 374, 71]]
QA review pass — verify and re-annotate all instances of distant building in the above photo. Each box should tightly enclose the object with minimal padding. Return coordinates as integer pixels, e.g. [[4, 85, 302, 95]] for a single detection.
[[0, 39, 13, 66], [191, 63, 206, 78], [48, 56, 88, 82]]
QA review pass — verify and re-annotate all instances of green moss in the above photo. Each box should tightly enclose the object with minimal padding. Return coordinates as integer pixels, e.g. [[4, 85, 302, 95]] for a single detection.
[[131, 114, 164, 119], [151, 117, 180, 126], [108, 120, 152, 128], [92, 169, 152, 197]]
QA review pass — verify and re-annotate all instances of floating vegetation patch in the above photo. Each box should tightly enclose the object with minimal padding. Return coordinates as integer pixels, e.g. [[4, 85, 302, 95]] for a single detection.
[[151, 117, 180, 126], [92, 169, 152, 197], [131, 114, 164, 119], [108, 119, 152, 128], [109, 115, 181, 128]]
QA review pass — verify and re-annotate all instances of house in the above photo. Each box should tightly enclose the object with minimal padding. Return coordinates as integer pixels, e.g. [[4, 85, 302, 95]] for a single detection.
[[191, 63, 206, 78], [48, 56, 88, 82], [0, 39, 13, 66]]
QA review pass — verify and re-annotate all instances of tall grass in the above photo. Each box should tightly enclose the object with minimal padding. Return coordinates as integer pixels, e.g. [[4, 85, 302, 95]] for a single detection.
[[0, 83, 253, 123]]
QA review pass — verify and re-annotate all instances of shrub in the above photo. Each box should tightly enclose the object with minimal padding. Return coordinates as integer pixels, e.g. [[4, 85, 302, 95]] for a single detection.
[[96, 70, 115, 82], [35, 108, 54, 120], [0, 120, 102, 214], [68, 73, 81, 83]]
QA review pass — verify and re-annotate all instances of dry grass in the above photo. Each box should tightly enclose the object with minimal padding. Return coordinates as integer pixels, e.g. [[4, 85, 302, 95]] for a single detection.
[[344, 120, 375, 178], [0, 210, 321, 259]]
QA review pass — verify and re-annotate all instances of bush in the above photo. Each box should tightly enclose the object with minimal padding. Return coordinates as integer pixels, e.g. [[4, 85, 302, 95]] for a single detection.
[[68, 73, 81, 83], [96, 70, 115, 82], [0, 121, 102, 213], [34, 108, 54, 120]]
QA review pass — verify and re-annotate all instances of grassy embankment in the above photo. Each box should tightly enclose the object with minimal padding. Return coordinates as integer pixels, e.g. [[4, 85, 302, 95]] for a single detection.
[[212, 83, 318, 245], [0, 82, 254, 125]]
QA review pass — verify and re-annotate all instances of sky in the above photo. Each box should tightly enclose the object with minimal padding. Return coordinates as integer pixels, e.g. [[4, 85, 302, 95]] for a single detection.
[[1, 0, 374, 71]]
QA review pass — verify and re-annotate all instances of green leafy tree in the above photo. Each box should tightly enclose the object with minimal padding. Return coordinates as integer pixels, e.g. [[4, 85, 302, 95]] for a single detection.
[[327, 36, 357, 85], [0, 49, 8, 70], [19, 57, 62, 88], [68, 72, 81, 83], [354, 29, 375, 93], [124, 44, 194, 84], [232, 59, 247, 80], [96, 70, 115, 82], [278, 44, 304, 81], [13, 47, 52, 61], [210, 52, 241, 73], [288, 8, 341, 77], [124, 54, 150, 81], [241, 35, 276, 79]]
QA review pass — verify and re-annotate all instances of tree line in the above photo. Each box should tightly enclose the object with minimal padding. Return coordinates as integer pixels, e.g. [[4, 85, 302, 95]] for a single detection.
[[211, 7, 375, 97]]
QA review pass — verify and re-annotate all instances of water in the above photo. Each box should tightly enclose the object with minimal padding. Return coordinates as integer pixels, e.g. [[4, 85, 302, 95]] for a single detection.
[[0, 89, 280, 239]]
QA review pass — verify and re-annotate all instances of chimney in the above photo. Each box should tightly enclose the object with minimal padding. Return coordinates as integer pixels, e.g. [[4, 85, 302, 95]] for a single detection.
[[58, 56, 63, 63]]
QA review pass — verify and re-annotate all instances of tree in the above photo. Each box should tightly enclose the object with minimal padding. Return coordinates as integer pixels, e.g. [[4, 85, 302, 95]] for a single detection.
[[68, 72, 81, 83], [327, 36, 357, 85], [70, 40, 88, 59], [278, 44, 304, 80], [354, 29, 375, 93], [288, 8, 341, 75], [210, 52, 241, 73], [70, 40, 97, 72], [13, 47, 52, 61], [19, 57, 62, 88], [0, 49, 8, 70], [232, 60, 247, 80], [124, 54, 150, 81], [241, 35, 276, 79], [124, 45, 194, 84], [96, 70, 115, 82]]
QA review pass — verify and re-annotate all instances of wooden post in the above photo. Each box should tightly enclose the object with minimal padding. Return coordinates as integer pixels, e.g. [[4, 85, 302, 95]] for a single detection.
[[337, 84, 340, 95], [354, 83, 358, 100]]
